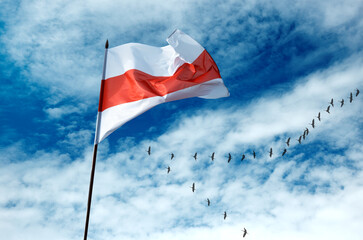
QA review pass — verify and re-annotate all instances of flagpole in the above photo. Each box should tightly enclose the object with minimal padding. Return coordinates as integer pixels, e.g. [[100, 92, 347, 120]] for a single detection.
[[83, 39, 109, 240]]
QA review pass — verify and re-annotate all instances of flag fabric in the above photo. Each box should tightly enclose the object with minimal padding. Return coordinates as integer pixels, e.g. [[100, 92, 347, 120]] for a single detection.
[[95, 29, 229, 143]]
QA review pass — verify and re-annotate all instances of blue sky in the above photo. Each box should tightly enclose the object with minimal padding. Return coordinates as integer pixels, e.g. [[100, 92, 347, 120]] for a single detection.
[[1, 0, 363, 239]]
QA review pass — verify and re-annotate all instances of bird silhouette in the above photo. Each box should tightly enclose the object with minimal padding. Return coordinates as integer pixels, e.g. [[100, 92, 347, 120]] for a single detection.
[[210, 152, 215, 161], [349, 92, 353, 103], [223, 211, 227, 220], [310, 119, 315, 128], [305, 128, 309, 136], [282, 149, 287, 156], [190, 183, 195, 192], [356, 89, 360, 97], [242, 228, 248, 238], [241, 154, 245, 161], [193, 152, 197, 161], [253, 151, 256, 159], [297, 136, 302, 144], [330, 98, 334, 107], [325, 105, 331, 114], [227, 153, 232, 163], [147, 146, 151, 155], [206, 198, 210, 206], [317, 112, 321, 121], [340, 99, 344, 107], [302, 132, 306, 140], [170, 153, 174, 160], [167, 166, 171, 174], [269, 148, 273, 158], [286, 137, 291, 147]]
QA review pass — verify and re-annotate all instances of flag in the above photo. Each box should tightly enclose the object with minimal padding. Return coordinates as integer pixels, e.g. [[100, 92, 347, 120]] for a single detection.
[[95, 29, 229, 143]]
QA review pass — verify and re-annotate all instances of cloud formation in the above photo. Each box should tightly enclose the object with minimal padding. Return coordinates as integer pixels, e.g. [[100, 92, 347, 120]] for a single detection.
[[1, 0, 363, 239], [1, 54, 362, 239], [1, 0, 362, 101]]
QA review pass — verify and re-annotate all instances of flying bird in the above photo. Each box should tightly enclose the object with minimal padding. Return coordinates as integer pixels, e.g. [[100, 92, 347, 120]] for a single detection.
[[223, 211, 227, 220], [241, 154, 245, 161], [193, 152, 197, 161], [286, 137, 291, 147], [330, 98, 334, 107], [190, 183, 195, 192], [349, 92, 353, 103], [206, 198, 210, 206], [170, 153, 174, 160], [302, 132, 306, 140], [297, 136, 302, 144], [356, 89, 360, 97], [167, 166, 171, 174], [317, 112, 321, 121], [310, 119, 315, 128], [325, 105, 330, 114], [253, 151, 256, 159], [269, 148, 273, 158], [210, 152, 215, 161], [340, 99, 344, 107], [227, 153, 232, 163], [147, 146, 151, 155], [242, 228, 248, 238], [282, 149, 287, 156], [305, 128, 309, 136]]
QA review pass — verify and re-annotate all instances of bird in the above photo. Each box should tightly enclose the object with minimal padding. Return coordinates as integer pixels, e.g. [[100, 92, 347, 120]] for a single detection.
[[282, 149, 287, 156], [356, 89, 360, 97], [302, 132, 306, 140], [269, 148, 273, 158], [349, 92, 353, 103], [241, 154, 245, 161], [242, 228, 248, 238], [146, 146, 151, 155], [193, 152, 197, 161], [253, 151, 256, 159], [227, 153, 232, 163], [167, 166, 171, 174], [297, 136, 302, 144], [310, 119, 315, 128], [170, 153, 174, 160], [330, 98, 334, 107], [286, 137, 291, 147], [305, 128, 309, 136], [190, 183, 195, 192], [325, 105, 331, 114], [210, 152, 215, 161], [340, 99, 344, 107], [206, 198, 210, 206], [223, 211, 227, 220], [317, 112, 321, 121]]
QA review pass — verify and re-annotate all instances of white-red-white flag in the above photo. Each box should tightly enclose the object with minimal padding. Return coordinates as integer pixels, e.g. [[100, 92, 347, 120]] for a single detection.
[[95, 29, 229, 143]]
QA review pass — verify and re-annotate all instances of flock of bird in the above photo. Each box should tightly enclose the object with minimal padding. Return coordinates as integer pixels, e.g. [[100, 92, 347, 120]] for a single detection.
[[145, 88, 360, 238]]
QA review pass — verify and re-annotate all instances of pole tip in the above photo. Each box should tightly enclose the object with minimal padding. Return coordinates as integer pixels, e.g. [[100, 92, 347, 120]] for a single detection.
[[105, 39, 109, 49]]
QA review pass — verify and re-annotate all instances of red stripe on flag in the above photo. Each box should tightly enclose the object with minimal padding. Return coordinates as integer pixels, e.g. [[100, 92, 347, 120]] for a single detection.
[[99, 50, 221, 112]]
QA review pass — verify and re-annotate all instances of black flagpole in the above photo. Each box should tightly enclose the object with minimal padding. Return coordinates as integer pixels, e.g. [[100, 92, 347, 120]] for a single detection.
[[83, 39, 109, 240]]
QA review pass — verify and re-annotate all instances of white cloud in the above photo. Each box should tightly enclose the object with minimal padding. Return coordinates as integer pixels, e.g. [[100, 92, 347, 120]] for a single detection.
[[1, 0, 362, 105], [1, 54, 363, 239], [1, 0, 363, 239], [44, 105, 82, 119]]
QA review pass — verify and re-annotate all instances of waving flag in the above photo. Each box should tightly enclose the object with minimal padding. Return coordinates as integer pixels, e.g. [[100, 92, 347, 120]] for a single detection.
[[95, 29, 229, 143]]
